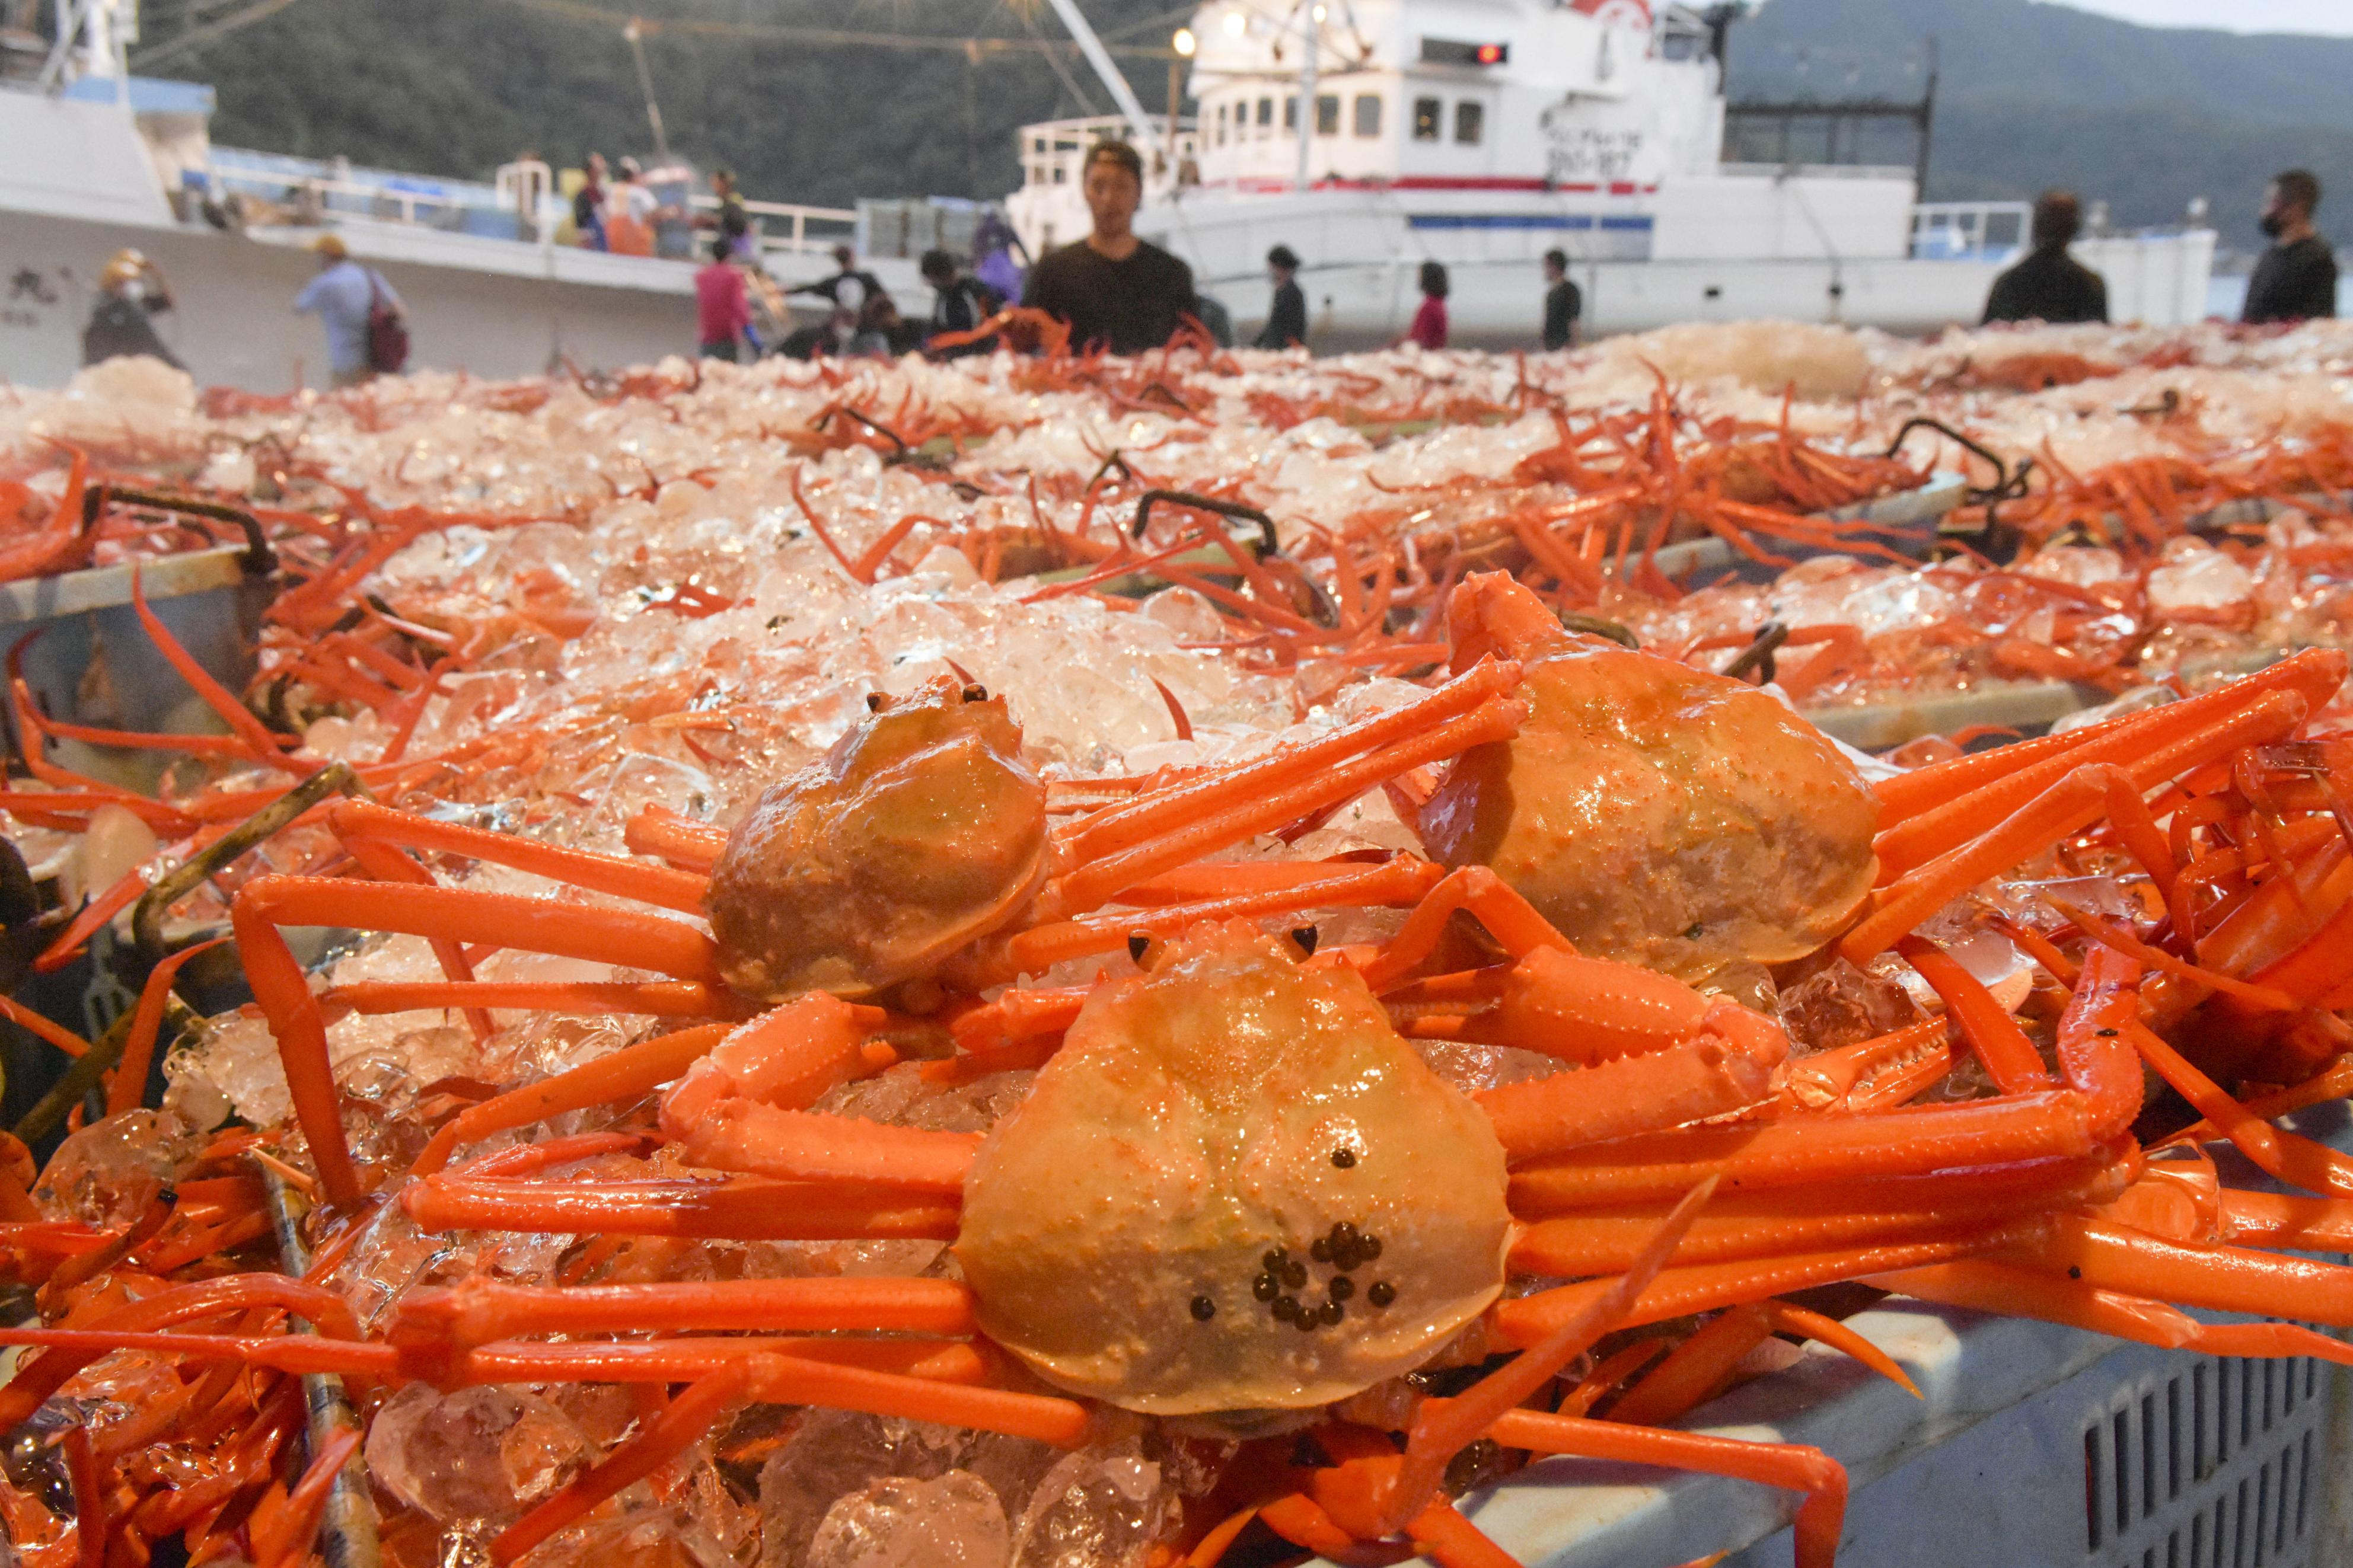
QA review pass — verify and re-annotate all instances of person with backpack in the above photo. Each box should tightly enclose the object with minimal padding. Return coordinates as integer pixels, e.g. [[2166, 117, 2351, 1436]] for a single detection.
[[294, 234, 408, 387]]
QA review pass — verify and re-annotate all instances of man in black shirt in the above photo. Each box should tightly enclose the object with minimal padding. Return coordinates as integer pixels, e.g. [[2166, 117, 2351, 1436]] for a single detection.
[[1541, 248, 1582, 350], [2243, 168, 2338, 325], [921, 248, 1002, 358], [1255, 245, 1308, 350], [1022, 140, 1195, 355], [82, 249, 184, 371], [790, 244, 887, 311], [1982, 190, 2108, 326]]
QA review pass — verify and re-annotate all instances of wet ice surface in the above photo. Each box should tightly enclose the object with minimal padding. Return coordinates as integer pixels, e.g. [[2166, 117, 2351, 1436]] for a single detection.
[[23, 325, 2353, 1568]]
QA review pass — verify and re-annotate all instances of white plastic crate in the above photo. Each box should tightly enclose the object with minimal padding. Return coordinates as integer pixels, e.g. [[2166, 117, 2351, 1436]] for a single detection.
[[1380, 1100, 2353, 1568]]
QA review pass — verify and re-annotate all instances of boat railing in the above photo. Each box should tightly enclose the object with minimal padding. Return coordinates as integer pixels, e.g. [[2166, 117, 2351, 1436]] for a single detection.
[[1911, 200, 2032, 262], [1020, 113, 1200, 192], [689, 194, 859, 257]]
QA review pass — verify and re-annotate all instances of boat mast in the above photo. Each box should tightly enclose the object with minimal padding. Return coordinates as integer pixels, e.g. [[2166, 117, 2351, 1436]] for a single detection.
[[1296, 1, 1316, 193], [1038, 0, 1160, 146]]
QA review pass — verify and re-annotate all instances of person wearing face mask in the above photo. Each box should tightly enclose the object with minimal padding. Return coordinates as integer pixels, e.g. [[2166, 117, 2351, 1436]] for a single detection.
[[2243, 169, 2337, 325], [1021, 140, 1196, 355]]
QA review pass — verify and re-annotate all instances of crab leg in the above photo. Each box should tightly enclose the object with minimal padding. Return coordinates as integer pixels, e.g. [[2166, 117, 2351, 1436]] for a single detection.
[[2001, 1213, 2353, 1327], [233, 874, 723, 1205], [412, 1021, 731, 1175], [492, 1366, 747, 1565], [326, 799, 709, 913], [1477, 1007, 1786, 1162], [1847, 698, 2308, 963], [1485, 1410, 1848, 1568], [331, 978, 734, 1018], [403, 1173, 961, 1239], [676, 1102, 977, 1193], [1899, 937, 2052, 1094], [994, 857, 1443, 979], [1871, 1262, 2353, 1366], [390, 1276, 975, 1346], [1510, 1171, 2118, 1274], [1354, 866, 1571, 991], [1494, 1222, 2043, 1346], [624, 806, 728, 873], [1607, 1300, 1916, 1427], [2126, 1022, 2353, 1197], [1870, 648, 2346, 870], [1032, 660, 1526, 920]]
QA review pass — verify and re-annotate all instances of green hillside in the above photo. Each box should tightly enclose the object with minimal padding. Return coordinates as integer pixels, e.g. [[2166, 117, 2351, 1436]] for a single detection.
[[133, 0, 2353, 249]]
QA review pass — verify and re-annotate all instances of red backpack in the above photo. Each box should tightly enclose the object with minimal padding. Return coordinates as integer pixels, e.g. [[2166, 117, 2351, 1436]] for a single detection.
[[366, 270, 409, 374]]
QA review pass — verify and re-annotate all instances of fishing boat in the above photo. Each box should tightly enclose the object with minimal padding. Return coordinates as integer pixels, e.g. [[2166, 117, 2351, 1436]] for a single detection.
[[1006, 0, 2218, 347], [0, 4, 911, 391]]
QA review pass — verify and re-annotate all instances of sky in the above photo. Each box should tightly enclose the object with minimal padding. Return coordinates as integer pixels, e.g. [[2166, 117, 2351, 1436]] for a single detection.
[[2049, 0, 2353, 32]]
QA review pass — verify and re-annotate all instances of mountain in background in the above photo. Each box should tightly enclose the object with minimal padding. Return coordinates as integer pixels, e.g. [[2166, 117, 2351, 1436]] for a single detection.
[[139, 0, 2353, 250], [1729, 0, 2353, 249]]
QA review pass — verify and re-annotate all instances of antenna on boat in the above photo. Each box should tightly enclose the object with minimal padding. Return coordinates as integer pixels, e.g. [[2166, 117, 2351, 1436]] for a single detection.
[[1037, 0, 1160, 146], [623, 17, 674, 165]]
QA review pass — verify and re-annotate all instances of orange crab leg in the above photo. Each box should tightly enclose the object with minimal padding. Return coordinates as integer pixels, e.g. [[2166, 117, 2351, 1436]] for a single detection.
[[1389, 1178, 1717, 1531], [234, 874, 723, 1205], [1874, 1261, 2353, 1367], [1354, 866, 1571, 992], [1869, 647, 2346, 860], [1037, 660, 1526, 919], [1485, 1410, 1848, 1568], [624, 806, 728, 873], [1510, 1191, 2095, 1276], [108, 939, 227, 1114], [1477, 1010, 1786, 1163], [252, 1428, 358, 1568], [325, 799, 710, 914], [1496, 1222, 2040, 1346], [403, 1174, 961, 1240], [330, 978, 734, 1018], [2003, 1213, 2353, 1327], [1609, 1300, 1916, 1428], [1774, 1018, 1953, 1112], [1898, 937, 2052, 1094], [676, 1100, 977, 1193], [390, 1275, 975, 1347], [412, 1020, 732, 1175], [996, 858, 1443, 979], [492, 1365, 747, 1564], [1848, 698, 2307, 963], [130, 566, 305, 772], [2127, 1023, 2353, 1197]]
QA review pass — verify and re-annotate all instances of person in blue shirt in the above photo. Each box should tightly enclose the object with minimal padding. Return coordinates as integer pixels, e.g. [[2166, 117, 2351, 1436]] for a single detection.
[[294, 234, 401, 387]]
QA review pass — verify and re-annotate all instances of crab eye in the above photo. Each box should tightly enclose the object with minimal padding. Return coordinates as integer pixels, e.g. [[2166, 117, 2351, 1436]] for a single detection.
[[962, 683, 989, 702], [865, 692, 888, 713], [1290, 925, 1319, 956]]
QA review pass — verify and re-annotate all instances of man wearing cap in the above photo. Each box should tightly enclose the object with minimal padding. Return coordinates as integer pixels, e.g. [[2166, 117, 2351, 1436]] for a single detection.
[[294, 234, 403, 388], [1255, 245, 1307, 350], [82, 250, 184, 371], [1023, 140, 1195, 355]]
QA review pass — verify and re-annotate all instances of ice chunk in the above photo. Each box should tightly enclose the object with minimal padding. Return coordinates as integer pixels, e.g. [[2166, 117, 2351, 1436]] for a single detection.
[[808, 1472, 1009, 1568], [1777, 959, 1921, 1053], [1007, 1440, 1171, 1568], [758, 1412, 967, 1566], [365, 1383, 587, 1524], [34, 1110, 194, 1225]]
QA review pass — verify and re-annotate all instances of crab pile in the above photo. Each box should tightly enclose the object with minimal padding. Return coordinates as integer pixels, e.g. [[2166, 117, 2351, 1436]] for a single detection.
[[0, 318, 2347, 1568]]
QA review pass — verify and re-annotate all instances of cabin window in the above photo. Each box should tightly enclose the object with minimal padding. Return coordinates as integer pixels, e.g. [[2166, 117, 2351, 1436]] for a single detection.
[[1284, 94, 1298, 131], [1413, 97, 1441, 142], [1454, 101, 1484, 144], [1353, 92, 1382, 138], [1216, 103, 1228, 146], [1257, 95, 1274, 136], [1316, 94, 1340, 135], [1051, 164, 1065, 184]]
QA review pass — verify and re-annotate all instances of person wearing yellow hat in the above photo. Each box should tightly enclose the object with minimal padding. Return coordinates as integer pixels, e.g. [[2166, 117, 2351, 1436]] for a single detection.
[[295, 232, 406, 386], [82, 248, 184, 371]]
